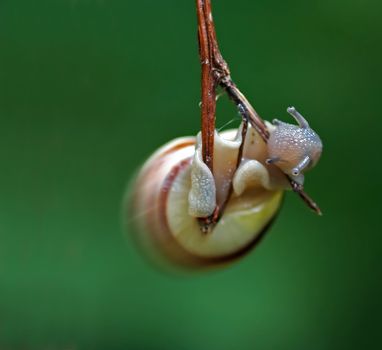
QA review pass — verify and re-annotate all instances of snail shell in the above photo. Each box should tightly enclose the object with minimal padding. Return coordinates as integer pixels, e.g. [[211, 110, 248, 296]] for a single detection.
[[126, 123, 288, 270]]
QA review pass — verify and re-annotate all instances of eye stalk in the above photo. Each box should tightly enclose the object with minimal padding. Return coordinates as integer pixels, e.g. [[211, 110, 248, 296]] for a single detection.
[[287, 106, 310, 128], [266, 107, 323, 184]]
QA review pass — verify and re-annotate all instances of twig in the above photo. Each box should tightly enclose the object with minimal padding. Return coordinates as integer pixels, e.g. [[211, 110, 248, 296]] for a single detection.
[[196, 0, 216, 172], [196, 0, 269, 145], [217, 115, 248, 219], [195, 0, 321, 215], [290, 181, 322, 216]]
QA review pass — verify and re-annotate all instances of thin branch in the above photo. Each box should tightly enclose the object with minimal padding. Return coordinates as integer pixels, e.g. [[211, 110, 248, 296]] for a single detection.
[[196, 1, 268, 165], [196, 0, 321, 215], [196, 0, 216, 172], [221, 81, 270, 142], [290, 181, 322, 216], [217, 116, 248, 219]]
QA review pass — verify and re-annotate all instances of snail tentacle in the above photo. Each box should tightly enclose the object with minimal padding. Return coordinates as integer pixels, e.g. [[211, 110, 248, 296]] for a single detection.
[[287, 106, 310, 129], [292, 155, 311, 176]]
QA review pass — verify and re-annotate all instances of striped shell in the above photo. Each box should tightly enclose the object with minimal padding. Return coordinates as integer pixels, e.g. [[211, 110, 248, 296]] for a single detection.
[[126, 123, 288, 270]]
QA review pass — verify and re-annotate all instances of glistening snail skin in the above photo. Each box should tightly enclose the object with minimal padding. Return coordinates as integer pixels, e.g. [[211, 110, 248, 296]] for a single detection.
[[127, 107, 322, 270], [266, 107, 323, 185]]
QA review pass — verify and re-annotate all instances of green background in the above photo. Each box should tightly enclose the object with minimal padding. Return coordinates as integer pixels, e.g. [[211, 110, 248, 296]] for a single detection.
[[1, 0, 381, 349]]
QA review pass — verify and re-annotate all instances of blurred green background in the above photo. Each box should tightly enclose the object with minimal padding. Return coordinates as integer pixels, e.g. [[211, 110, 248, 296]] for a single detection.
[[1, 0, 381, 349]]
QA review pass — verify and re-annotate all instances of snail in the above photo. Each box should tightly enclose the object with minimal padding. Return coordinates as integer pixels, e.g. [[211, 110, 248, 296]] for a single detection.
[[125, 107, 322, 271]]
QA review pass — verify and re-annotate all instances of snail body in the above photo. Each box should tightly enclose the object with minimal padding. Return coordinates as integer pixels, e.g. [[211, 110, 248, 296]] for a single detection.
[[267, 107, 323, 184], [127, 107, 322, 270]]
